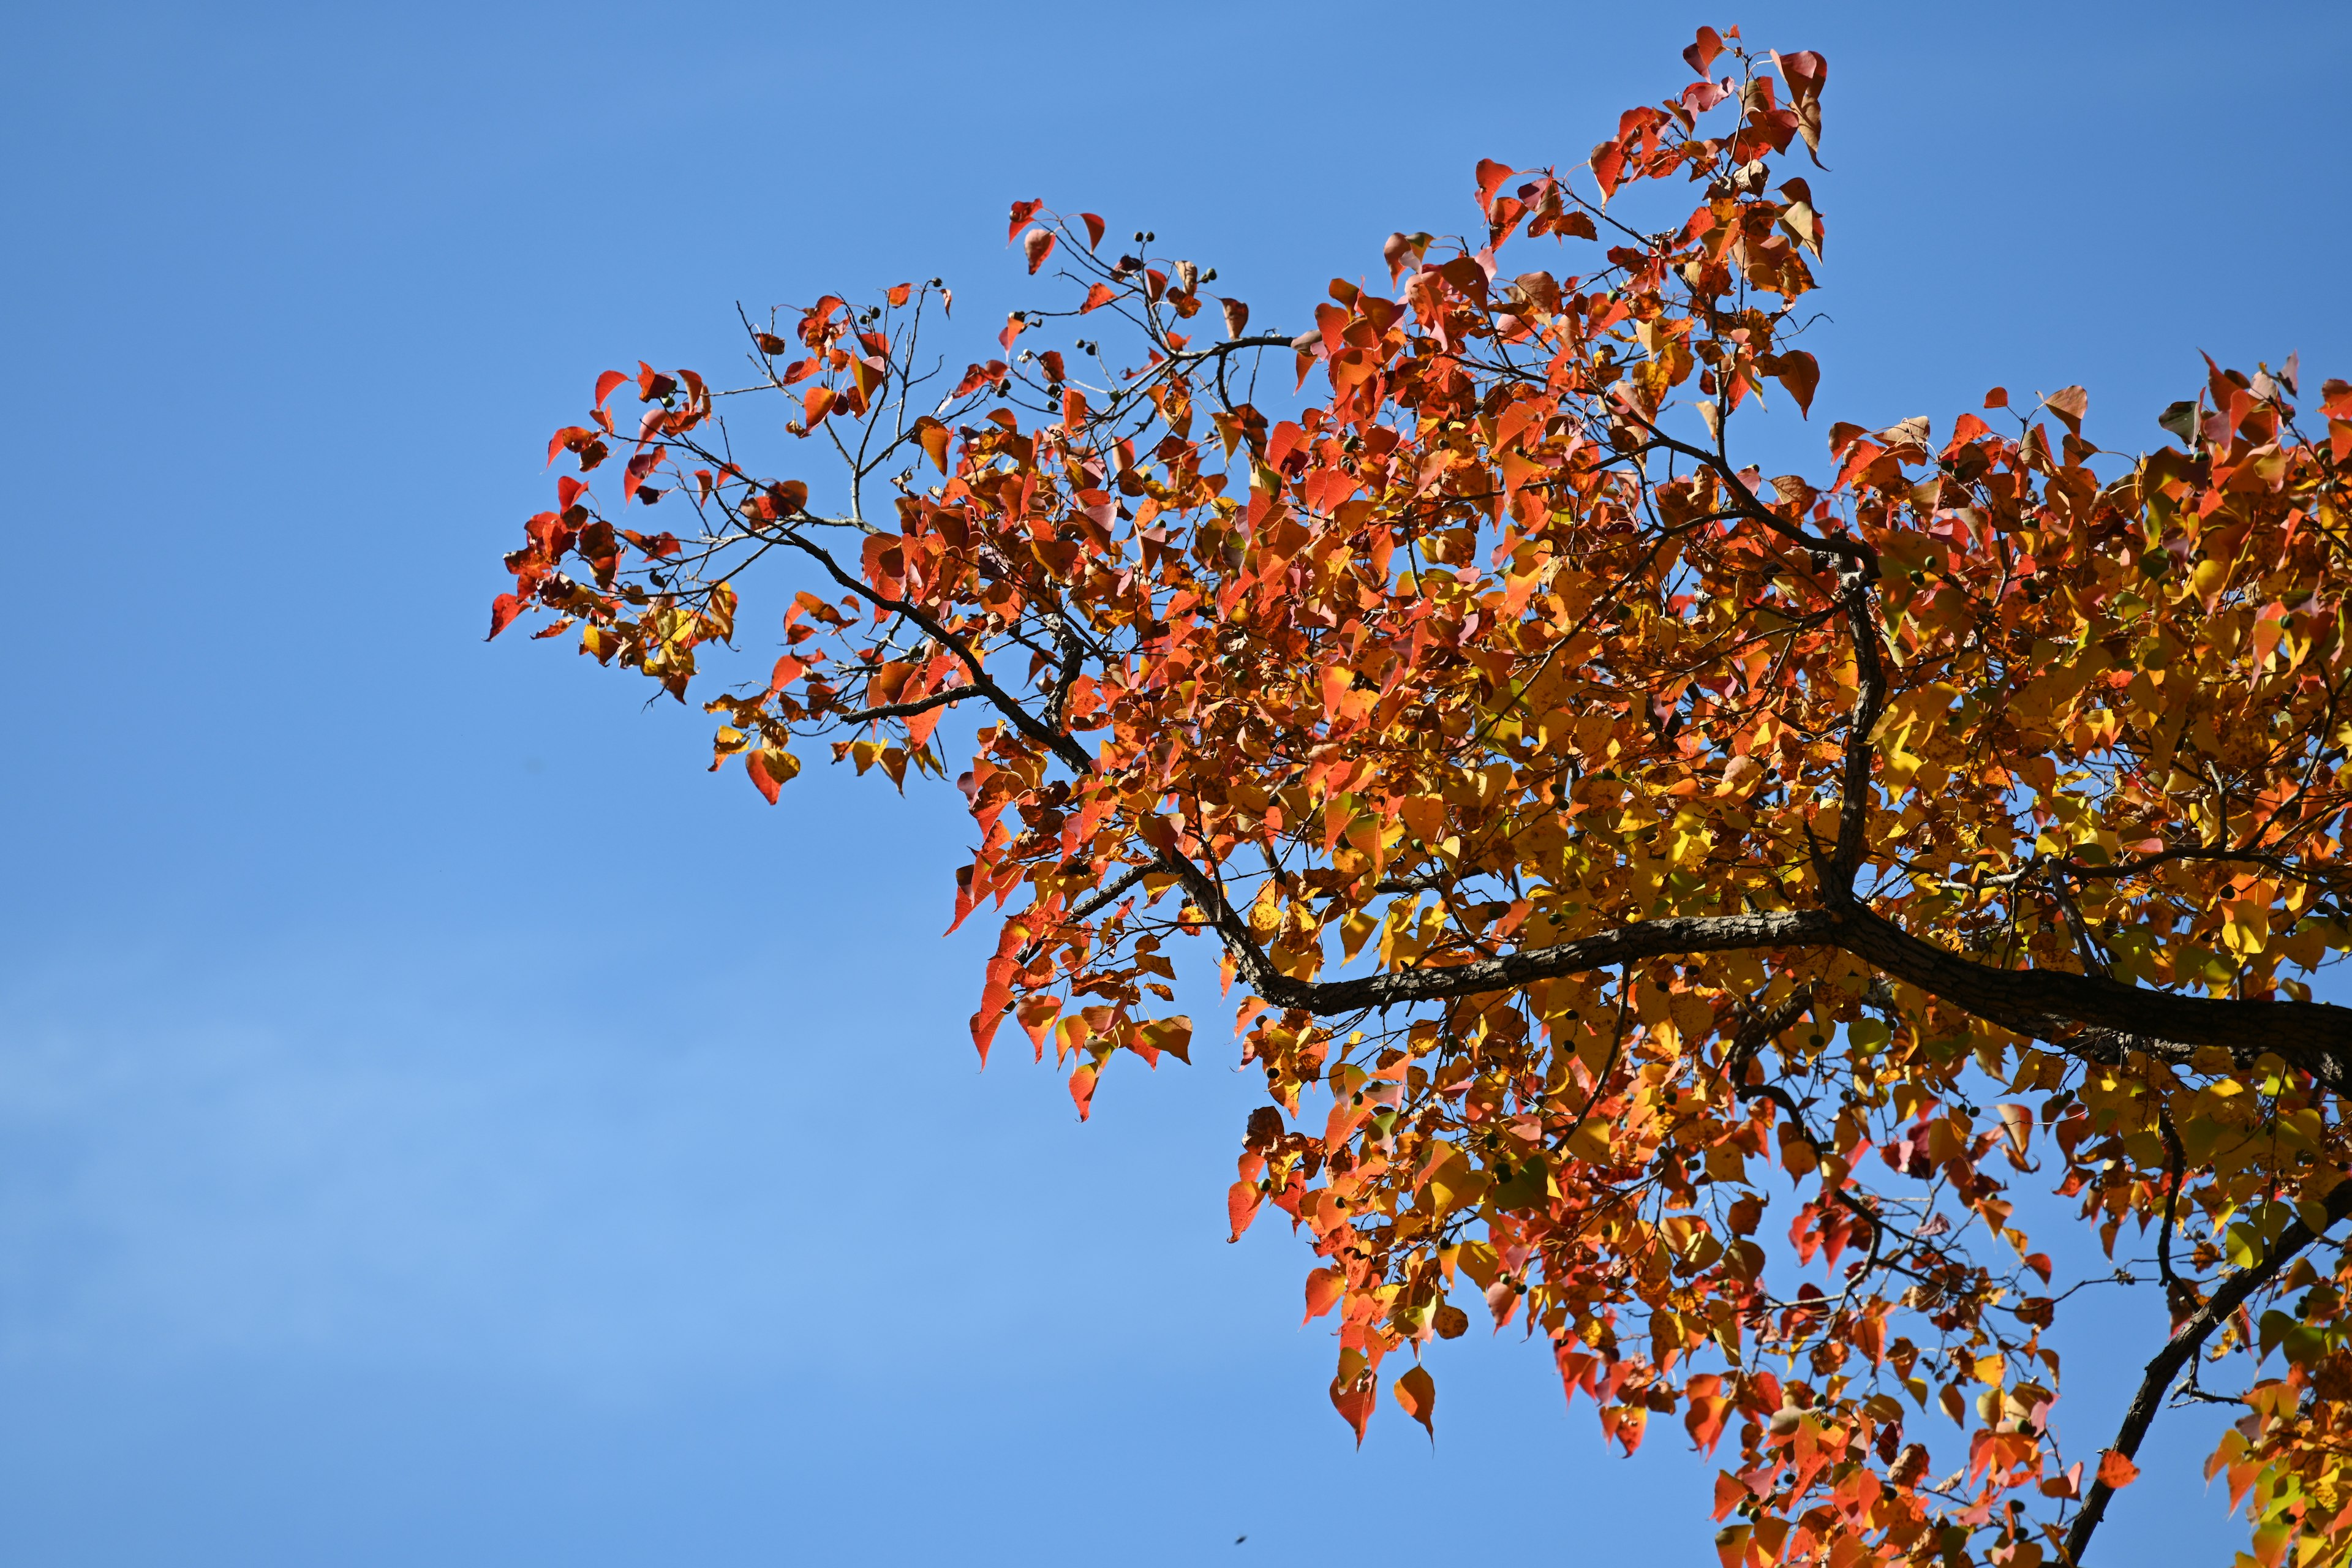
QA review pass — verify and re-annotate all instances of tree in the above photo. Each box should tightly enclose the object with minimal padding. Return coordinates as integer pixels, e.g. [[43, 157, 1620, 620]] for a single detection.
[[491, 27, 2352, 1567]]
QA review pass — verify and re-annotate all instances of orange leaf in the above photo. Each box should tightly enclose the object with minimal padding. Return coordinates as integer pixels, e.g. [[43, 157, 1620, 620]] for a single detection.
[[1773, 349, 1820, 417], [1226, 1179, 1262, 1241], [918, 419, 952, 473], [1303, 1267, 1344, 1322], [2045, 384, 2089, 434], [2098, 1450, 2141, 1490], [1392, 1363, 1436, 1439]]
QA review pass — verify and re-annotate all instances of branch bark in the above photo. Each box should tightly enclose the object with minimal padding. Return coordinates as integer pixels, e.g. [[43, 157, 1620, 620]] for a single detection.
[[1175, 897, 2352, 1097], [1830, 570, 1887, 895]]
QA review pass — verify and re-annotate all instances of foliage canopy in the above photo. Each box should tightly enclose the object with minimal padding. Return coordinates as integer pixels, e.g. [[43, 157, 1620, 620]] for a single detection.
[[493, 29, 2352, 1567]]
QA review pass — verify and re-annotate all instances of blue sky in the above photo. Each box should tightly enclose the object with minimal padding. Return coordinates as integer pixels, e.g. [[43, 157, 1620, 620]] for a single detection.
[[4, 2, 2349, 1562]]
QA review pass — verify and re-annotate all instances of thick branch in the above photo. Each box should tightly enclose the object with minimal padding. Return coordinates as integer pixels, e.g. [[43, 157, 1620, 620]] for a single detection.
[[1197, 900, 2352, 1096], [1831, 571, 1887, 893], [2061, 1177, 2352, 1564]]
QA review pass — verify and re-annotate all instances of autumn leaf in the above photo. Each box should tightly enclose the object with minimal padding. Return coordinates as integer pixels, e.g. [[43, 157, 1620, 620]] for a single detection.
[[746, 746, 799, 804], [486, 592, 527, 640], [1392, 1364, 1436, 1440], [1022, 227, 1055, 274], [1771, 349, 1820, 416], [1303, 1267, 1343, 1322], [2044, 384, 2089, 434]]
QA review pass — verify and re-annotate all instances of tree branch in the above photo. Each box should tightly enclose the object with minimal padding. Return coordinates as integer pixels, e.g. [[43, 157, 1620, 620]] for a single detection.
[[832, 684, 983, 726], [1830, 568, 1887, 894], [1191, 901, 2352, 1095], [2061, 1177, 2352, 1564], [771, 527, 1095, 776]]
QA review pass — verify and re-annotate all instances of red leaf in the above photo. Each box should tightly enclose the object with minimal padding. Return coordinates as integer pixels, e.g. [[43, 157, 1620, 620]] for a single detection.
[[635, 361, 677, 402], [1080, 282, 1118, 314], [593, 370, 628, 409], [1219, 298, 1250, 340], [1006, 198, 1042, 243], [1329, 1366, 1376, 1447], [1022, 227, 1055, 274], [1474, 158, 1515, 213], [952, 360, 1008, 398], [1682, 79, 1732, 114], [1068, 1061, 1099, 1119], [622, 445, 663, 501], [1590, 141, 1626, 202], [546, 426, 596, 466], [1773, 48, 1827, 104], [1079, 212, 1106, 249], [1683, 25, 1723, 75], [1985, 386, 2009, 409], [1302, 1267, 1343, 1322], [2098, 1450, 2141, 1490], [557, 475, 587, 510], [486, 593, 527, 640], [886, 281, 912, 307], [802, 383, 833, 428]]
